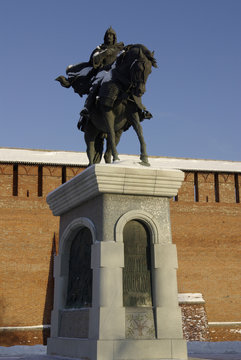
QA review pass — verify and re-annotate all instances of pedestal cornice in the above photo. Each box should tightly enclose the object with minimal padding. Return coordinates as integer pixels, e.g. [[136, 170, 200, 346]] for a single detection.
[[47, 162, 184, 216]]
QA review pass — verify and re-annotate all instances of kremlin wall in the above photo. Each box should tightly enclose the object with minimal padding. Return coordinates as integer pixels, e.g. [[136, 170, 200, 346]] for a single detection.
[[0, 148, 241, 346]]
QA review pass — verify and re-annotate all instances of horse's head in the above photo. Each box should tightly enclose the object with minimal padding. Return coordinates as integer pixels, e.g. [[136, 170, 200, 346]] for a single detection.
[[129, 46, 157, 97]]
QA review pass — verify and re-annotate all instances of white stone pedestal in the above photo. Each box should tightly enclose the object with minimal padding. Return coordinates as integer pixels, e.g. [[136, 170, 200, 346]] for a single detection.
[[46, 162, 187, 360]]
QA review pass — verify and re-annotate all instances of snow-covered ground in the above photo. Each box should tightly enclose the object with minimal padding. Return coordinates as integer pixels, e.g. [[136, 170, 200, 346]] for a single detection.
[[188, 341, 241, 354], [1, 342, 241, 360], [188, 341, 241, 359], [0, 346, 46, 357]]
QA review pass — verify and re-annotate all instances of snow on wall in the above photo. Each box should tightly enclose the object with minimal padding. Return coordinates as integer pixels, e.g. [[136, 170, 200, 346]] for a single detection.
[[178, 293, 205, 304], [1, 147, 241, 172]]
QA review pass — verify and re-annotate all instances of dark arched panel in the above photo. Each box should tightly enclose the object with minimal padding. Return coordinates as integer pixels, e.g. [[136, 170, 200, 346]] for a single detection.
[[123, 220, 153, 307], [66, 227, 92, 308]]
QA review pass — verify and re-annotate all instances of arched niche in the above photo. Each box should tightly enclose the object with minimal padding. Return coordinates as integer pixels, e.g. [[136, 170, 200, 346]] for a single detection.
[[66, 227, 92, 308], [58, 218, 96, 308], [123, 219, 153, 307], [115, 209, 161, 244]]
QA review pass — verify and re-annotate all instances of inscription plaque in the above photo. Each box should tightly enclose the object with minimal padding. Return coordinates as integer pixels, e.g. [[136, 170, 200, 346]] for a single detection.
[[66, 227, 92, 308], [123, 220, 153, 307]]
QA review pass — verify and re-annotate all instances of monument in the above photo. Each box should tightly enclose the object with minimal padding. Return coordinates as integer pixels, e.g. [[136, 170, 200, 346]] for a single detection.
[[56, 27, 156, 166], [48, 29, 188, 359]]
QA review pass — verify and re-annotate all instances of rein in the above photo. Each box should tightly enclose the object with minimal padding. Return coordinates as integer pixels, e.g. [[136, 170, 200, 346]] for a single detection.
[[130, 59, 146, 88]]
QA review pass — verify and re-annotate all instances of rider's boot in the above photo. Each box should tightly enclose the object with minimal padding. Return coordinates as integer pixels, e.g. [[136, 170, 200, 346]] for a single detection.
[[77, 108, 89, 131], [78, 84, 98, 129], [77, 83, 100, 130]]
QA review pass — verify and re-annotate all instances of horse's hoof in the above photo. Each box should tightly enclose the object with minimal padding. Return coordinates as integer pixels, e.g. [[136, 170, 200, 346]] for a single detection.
[[113, 155, 120, 162], [104, 154, 111, 164], [140, 156, 150, 167], [139, 161, 150, 167]]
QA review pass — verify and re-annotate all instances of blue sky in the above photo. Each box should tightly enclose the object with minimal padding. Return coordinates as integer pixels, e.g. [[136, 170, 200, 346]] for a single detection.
[[0, 0, 240, 161]]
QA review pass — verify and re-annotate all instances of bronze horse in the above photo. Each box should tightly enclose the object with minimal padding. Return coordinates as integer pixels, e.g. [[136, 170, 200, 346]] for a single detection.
[[82, 44, 157, 166]]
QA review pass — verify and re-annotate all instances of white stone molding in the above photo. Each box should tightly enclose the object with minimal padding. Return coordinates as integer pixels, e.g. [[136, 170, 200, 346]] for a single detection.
[[115, 209, 162, 244], [60, 217, 97, 254], [47, 164, 184, 216]]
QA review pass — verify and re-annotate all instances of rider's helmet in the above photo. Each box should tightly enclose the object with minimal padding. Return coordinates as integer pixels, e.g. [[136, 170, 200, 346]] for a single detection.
[[104, 27, 117, 45]]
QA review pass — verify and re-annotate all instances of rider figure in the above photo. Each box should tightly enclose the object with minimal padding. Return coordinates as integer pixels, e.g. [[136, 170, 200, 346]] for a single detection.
[[90, 27, 124, 71], [78, 27, 124, 130]]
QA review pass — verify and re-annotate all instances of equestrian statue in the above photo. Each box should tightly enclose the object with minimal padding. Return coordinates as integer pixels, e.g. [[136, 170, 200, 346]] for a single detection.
[[56, 27, 157, 166]]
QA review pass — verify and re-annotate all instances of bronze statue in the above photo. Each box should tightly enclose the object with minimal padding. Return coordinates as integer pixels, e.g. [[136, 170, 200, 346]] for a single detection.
[[90, 27, 124, 70], [56, 28, 157, 166], [56, 27, 124, 97]]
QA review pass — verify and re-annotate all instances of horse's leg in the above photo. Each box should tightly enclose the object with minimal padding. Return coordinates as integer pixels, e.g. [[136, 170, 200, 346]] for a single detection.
[[93, 133, 104, 164], [130, 112, 150, 166], [104, 129, 123, 163], [104, 136, 112, 163], [84, 132, 95, 166], [84, 125, 99, 166], [115, 129, 124, 146], [101, 106, 120, 162]]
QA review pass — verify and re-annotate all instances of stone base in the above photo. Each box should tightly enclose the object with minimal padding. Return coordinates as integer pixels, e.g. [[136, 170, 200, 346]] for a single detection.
[[47, 337, 187, 360], [47, 164, 187, 360]]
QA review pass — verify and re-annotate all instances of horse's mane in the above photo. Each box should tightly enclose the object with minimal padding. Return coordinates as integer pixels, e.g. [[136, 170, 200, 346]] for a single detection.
[[116, 44, 157, 68]]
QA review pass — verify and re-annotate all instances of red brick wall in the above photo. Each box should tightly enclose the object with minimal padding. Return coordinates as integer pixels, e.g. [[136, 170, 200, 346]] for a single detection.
[[219, 173, 236, 203], [197, 172, 216, 203], [43, 166, 62, 195], [18, 165, 38, 198], [0, 164, 240, 344], [0, 164, 85, 343], [66, 167, 84, 182], [0, 165, 13, 196], [170, 171, 241, 341], [177, 172, 195, 202], [209, 324, 241, 341]]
